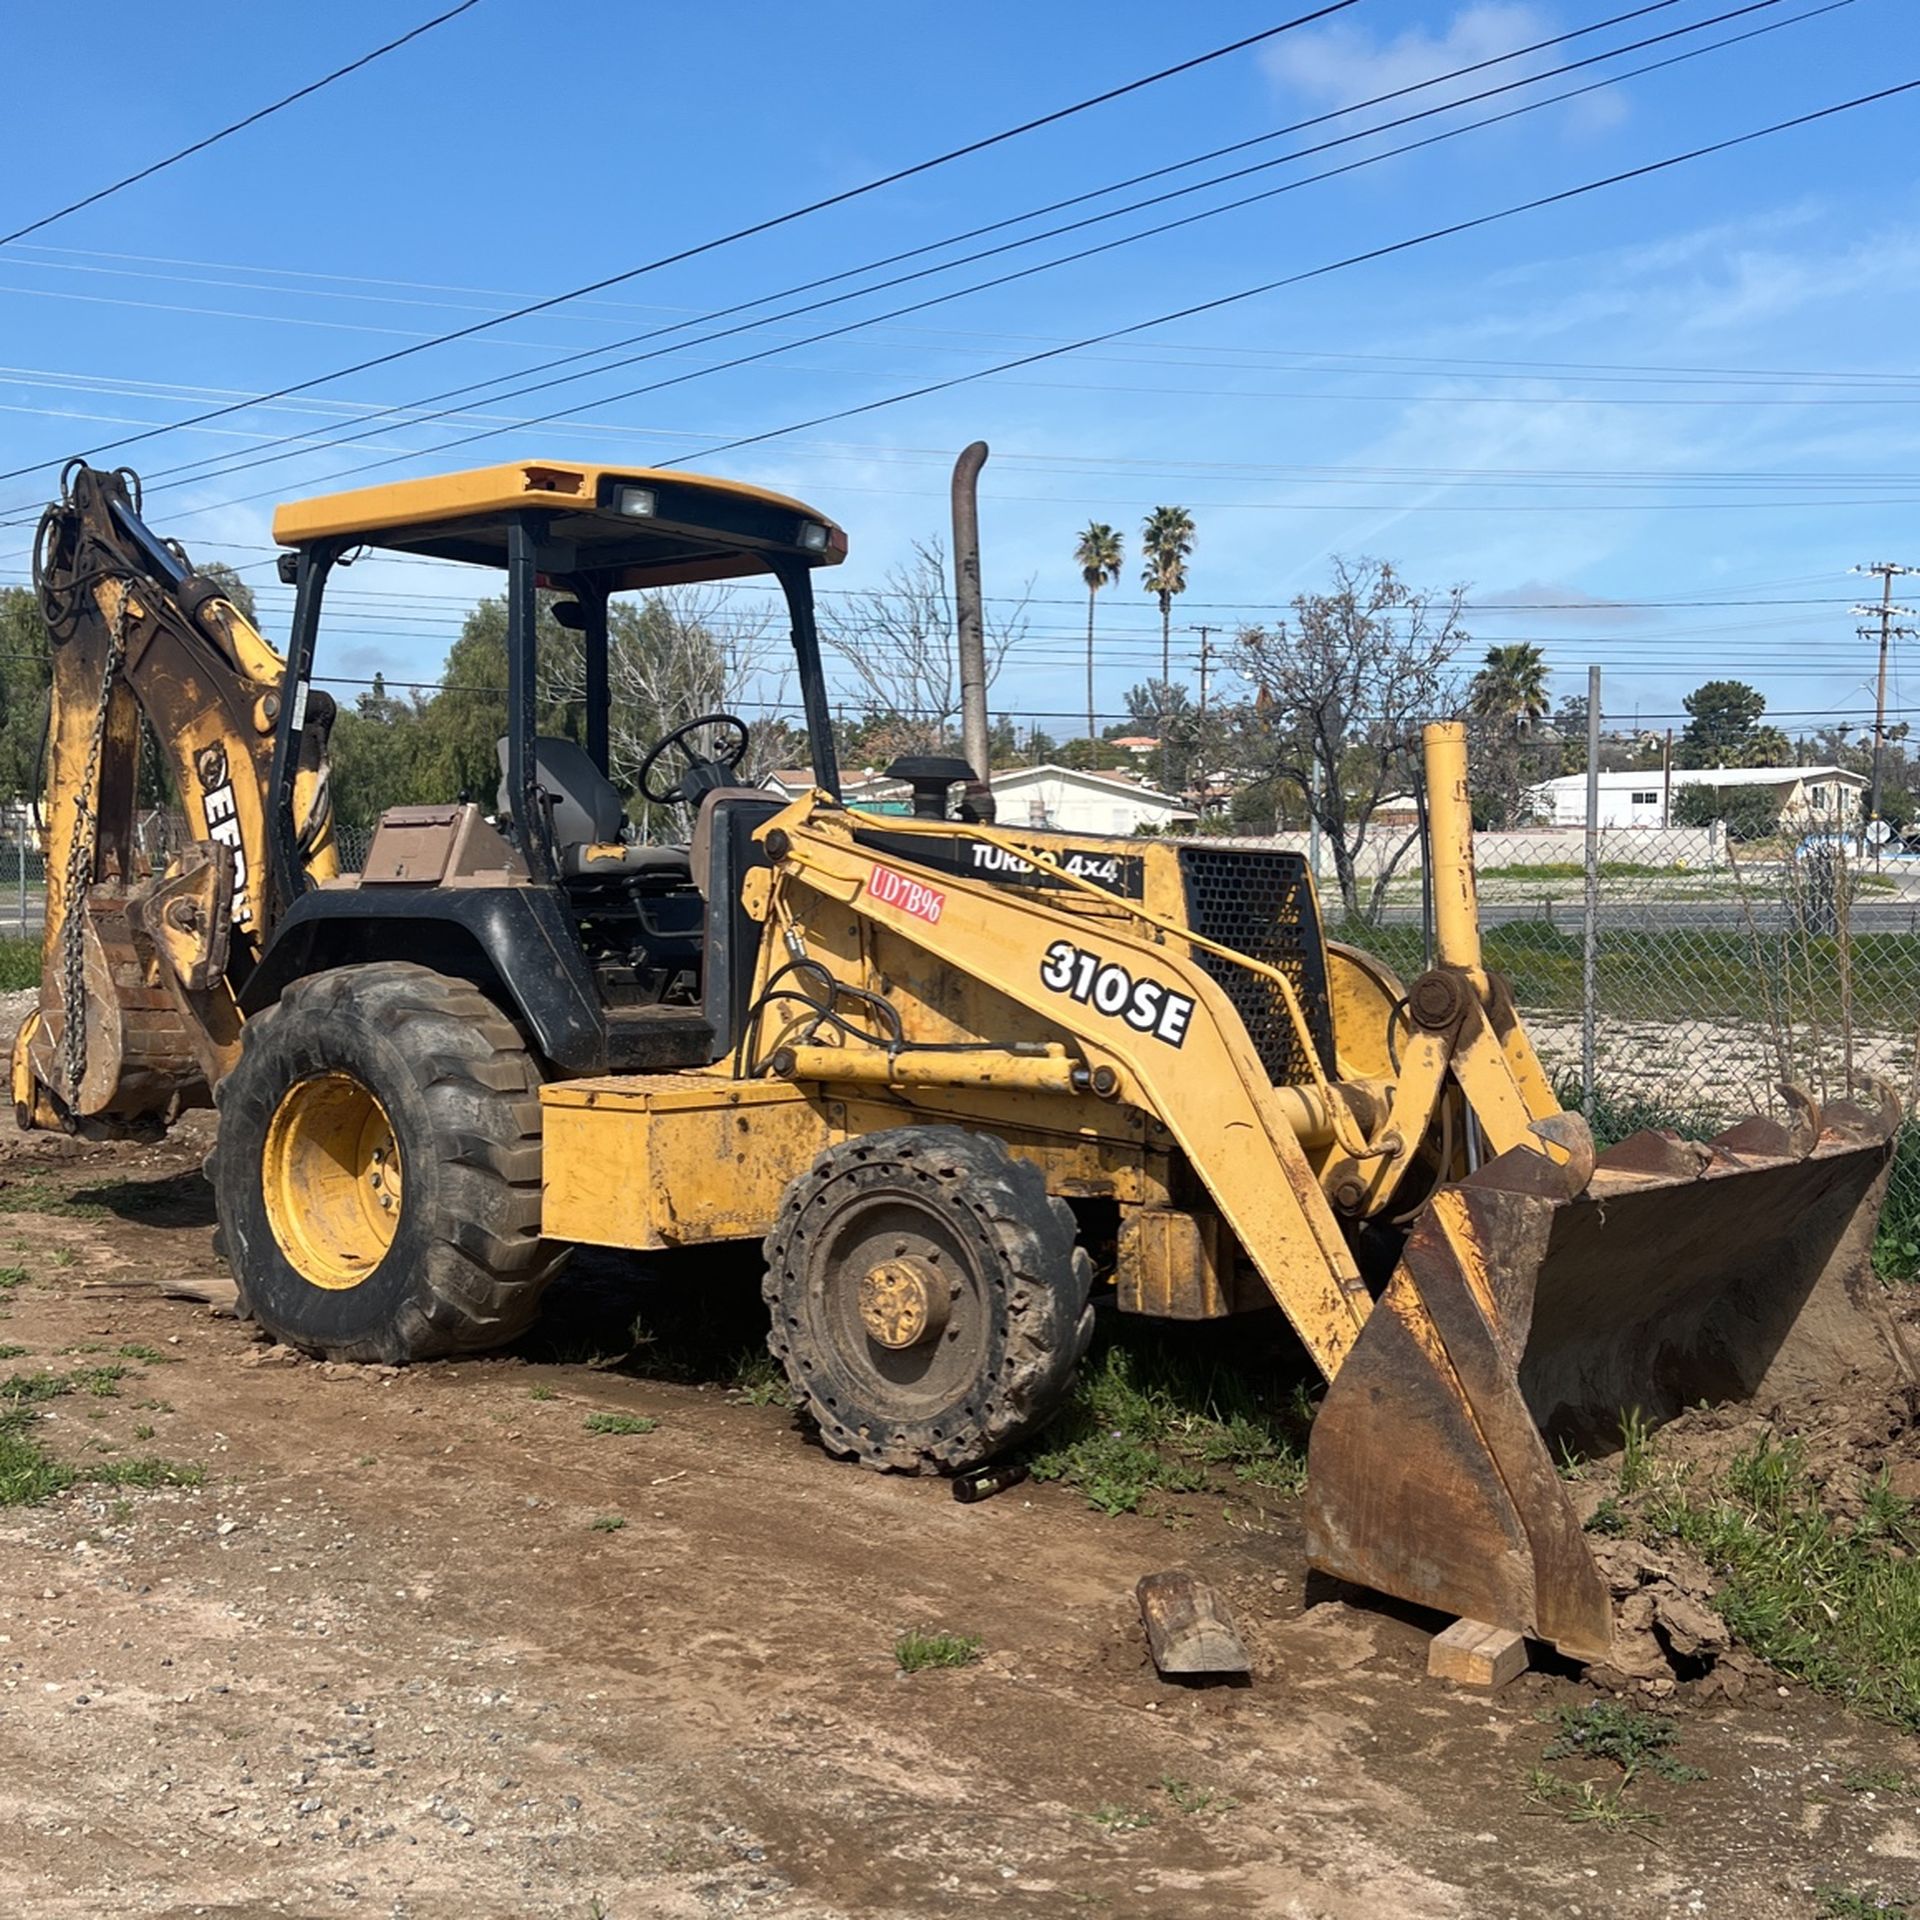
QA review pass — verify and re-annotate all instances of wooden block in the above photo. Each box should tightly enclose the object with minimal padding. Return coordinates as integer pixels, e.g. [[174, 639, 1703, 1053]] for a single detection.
[[1428, 1617, 1528, 1689], [1136, 1570, 1250, 1676]]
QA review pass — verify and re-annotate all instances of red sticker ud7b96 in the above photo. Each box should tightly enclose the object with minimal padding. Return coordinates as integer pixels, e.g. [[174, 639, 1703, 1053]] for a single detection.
[[866, 865, 946, 924]]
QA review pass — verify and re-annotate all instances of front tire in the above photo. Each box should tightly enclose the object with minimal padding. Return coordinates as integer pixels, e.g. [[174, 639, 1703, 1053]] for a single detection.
[[211, 963, 564, 1362], [763, 1126, 1093, 1473]]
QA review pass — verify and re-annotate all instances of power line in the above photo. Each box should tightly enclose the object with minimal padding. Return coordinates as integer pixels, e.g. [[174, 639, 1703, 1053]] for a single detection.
[[117, 0, 1749, 498], [0, 2, 1360, 487], [0, 2, 486, 250], [118, 0, 1836, 519], [678, 76, 1920, 466]]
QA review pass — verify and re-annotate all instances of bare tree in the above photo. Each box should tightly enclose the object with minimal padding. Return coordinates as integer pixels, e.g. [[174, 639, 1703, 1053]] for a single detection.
[[823, 539, 1026, 765], [1232, 557, 1469, 922], [541, 586, 789, 835]]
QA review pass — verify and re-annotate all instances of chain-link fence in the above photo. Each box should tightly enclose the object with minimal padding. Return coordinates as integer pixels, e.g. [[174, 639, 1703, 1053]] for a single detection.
[[1314, 820, 1920, 1279]]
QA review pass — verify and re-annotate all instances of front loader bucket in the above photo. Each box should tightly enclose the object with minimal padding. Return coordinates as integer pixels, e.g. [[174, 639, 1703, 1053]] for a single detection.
[[1304, 1089, 1911, 1661]]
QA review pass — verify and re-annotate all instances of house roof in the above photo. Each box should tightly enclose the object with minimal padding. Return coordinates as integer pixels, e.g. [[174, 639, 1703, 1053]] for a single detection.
[[1536, 765, 1863, 792], [991, 763, 1195, 812]]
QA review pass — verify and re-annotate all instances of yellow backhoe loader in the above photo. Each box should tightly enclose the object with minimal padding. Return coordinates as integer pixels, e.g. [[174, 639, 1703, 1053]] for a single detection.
[[15, 457, 1908, 1662]]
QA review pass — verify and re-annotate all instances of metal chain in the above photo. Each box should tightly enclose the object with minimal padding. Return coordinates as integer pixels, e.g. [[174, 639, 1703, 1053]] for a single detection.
[[58, 585, 132, 1108]]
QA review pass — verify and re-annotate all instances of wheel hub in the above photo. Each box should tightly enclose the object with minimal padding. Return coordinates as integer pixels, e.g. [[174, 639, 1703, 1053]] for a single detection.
[[857, 1253, 950, 1349], [261, 1072, 403, 1291]]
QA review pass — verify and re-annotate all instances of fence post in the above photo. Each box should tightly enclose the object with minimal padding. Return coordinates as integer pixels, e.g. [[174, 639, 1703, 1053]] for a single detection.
[[1582, 666, 1602, 1120], [15, 831, 23, 936]]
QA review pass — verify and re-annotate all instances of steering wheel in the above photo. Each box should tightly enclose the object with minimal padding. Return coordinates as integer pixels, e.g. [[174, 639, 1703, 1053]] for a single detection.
[[636, 711, 751, 805]]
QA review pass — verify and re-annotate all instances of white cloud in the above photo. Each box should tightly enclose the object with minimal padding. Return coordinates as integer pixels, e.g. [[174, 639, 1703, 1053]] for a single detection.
[[1261, 3, 1627, 141]]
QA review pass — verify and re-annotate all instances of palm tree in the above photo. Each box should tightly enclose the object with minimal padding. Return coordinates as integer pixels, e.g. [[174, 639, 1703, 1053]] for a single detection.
[[1140, 506, 1196, 687], [1073, 521, 1125, 745], [1469, 643, 1551, 732]]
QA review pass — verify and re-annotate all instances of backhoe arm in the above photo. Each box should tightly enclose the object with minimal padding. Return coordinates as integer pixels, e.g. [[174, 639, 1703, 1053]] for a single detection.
[[14, 463, 338, 1132]]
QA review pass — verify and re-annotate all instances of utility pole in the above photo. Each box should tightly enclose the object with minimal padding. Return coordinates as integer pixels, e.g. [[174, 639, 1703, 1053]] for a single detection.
[[1850, 561, 1919, 862], [1193, 624, 1215, 716], [1662, 726, 1673, 831]]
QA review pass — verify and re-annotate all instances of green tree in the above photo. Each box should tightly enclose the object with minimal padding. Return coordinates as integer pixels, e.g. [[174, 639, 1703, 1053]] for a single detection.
[[1140, 505, 1195, 688], [1680, 679, 1767, 767], [0, 587, 51, 801], [1468, 643, 1550, 730], [1672, 782, 1782, 840], [1073, 521, 1124, 744]]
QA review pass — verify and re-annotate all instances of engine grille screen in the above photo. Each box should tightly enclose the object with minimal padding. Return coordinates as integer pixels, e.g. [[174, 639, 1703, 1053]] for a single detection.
[[1176, 847, 1334, 1084]]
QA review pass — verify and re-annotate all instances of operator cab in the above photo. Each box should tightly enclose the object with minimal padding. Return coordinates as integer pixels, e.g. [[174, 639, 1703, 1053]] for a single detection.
[[260, 461, 848, 1075]]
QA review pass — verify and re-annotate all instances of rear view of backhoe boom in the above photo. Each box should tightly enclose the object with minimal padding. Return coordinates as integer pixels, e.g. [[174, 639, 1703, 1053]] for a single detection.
[[13, 455, 1908, 1666]]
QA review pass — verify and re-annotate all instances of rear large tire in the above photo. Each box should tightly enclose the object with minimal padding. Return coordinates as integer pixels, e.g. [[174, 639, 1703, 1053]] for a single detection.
[[763, 1126, 1094, 1473], [211, 963, 564, 1363]]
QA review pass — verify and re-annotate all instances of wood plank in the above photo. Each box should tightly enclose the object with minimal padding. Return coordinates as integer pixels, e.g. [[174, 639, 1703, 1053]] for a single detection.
[[1428, 1617, 1528, 1689], [1135, 1570, 1250, 1676]]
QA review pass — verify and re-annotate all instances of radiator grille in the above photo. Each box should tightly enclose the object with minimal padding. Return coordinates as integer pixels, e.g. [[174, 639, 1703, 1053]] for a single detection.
[[1176, 847, 1334, 1084]]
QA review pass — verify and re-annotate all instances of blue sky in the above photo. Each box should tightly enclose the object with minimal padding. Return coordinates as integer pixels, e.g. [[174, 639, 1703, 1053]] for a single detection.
[[1, 0, 1916, 746]]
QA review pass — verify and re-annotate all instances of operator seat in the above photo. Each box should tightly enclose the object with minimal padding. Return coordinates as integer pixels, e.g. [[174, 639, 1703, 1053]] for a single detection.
[[495, 736, 691, 881]]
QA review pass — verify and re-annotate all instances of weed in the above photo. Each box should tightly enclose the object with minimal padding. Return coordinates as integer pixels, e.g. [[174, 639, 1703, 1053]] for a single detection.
[[590, 1514, 626, 1533], [132, 1398, 172, 1414], [0, 1267, 26, 1290], [93, 1456, 203, 1490], [894, 1629, 981, 1673], [0, 939, 38, 992], [1817, 1891, 1912, 1919], [1647, 1432, 1920, 1731], [1159, 1776, 1236, 1816], [132, 1424, 155, 1441], [1522, 1768, 1661, 1833], [582, 1411, 658, 1436], [0, 1346, 25, 1362], [728, 1350, 788, 1406], [115, 1344, 177, 1365], [1586, 1497, 1627, 1536], [50, 1250, 76, 1270], [70, 1365, 129, 1398], [356, 1453, 376, 1467], [1617, 1407, 1656, 1497], [1542, 1702, 1704, 1785], [1842, 1765, 1911, 1796], [1085, 1803, 1156, 1834], [1030, 1335, 1311, 1515], [1, 1371, 74, 1405], [527, 1385, 558, 1402]]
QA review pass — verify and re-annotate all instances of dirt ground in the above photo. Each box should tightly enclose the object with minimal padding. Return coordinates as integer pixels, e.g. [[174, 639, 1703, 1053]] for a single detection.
[[0, 1117, 1917, 1920]]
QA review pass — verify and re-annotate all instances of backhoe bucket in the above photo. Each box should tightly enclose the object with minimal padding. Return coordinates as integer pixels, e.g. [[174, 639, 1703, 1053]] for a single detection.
[[1304, 1088, 1910, 1661]]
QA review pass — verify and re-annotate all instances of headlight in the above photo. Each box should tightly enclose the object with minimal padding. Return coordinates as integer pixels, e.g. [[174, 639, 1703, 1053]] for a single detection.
[[613, 485, 657, 518], [797, 519, 830, 552]]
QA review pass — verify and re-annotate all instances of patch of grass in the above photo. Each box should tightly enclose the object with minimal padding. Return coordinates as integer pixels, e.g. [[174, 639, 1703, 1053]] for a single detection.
[[0, 1346, 26, 1362], [132, 1423, 155, 1441], [1842, 1764, 1911, 1795], [0, 1267, 27, 1290], [93, 1456, 203, 1490], [49, 1250, 76, 1270], [0, 939, 38, 992], [1085, 1803, 1156, 1834], [70, 1365, 129, 1398], [1159, 1775, 1236, 1816], [527, 1384, 558, 1402], [0, 1181, 106, 1220], [1029, 1334, 1311, 1515], [1541, 1702, 1704, 1785], [115, 1344, 178, 1365], [590, 1514, 626, 1533], [1522, 1768, 1661, 1833], [1873, 1125, 1920, 1282], [1643, 1432, 1920, 1731], [894, 1629, 982, 1673], [728, 1350, 788, 1407], [581, 1410, 658, 1436], [1817, 1891, 1913, 1919]]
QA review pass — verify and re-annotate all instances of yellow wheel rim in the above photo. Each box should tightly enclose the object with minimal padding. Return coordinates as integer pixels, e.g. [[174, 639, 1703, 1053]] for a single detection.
[[261, 1072, 403, 1290]]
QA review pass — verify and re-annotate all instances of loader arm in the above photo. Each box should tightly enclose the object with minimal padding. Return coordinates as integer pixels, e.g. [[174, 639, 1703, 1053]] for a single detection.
[[755, 805, 1391, 1374], [14, 463, 338, 1132]]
